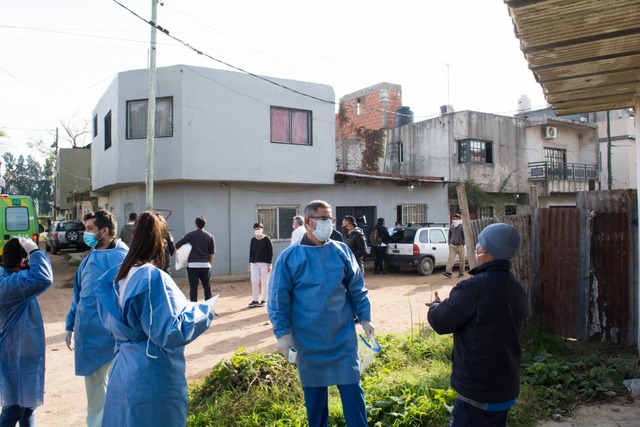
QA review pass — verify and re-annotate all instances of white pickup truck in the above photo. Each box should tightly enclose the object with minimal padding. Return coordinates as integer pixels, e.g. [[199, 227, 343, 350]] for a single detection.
[[384, 226, 457, 275]]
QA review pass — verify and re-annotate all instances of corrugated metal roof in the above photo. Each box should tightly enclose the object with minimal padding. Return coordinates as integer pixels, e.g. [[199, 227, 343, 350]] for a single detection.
[[505, 0, 640, 115]]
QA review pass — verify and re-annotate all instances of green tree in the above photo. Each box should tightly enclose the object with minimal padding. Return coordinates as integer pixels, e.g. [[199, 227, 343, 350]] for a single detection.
[[2, 152, 53, 215]]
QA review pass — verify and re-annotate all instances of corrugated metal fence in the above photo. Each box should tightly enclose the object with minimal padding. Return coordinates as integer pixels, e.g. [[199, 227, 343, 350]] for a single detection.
[[468, 189, 637, 345]]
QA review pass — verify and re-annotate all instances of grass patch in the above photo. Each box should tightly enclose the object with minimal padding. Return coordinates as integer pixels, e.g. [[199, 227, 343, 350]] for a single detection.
[[188, 329, 640, 427]]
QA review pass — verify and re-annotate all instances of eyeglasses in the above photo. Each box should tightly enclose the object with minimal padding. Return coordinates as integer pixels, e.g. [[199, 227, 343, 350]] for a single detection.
[[308, 216, 336, 221]]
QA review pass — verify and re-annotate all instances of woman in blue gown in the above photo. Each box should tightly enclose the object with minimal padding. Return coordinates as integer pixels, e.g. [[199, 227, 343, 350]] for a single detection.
[[95, 212, 214, 426]]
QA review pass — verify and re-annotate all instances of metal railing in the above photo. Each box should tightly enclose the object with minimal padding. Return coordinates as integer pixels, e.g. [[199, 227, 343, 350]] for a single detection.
[[528, 161, 598, 181]]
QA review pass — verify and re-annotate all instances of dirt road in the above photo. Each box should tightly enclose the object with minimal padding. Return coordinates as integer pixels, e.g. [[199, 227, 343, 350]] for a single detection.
[[36, 249, 454, 426]]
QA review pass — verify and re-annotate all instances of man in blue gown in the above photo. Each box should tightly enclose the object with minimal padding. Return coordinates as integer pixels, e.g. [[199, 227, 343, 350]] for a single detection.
[[64, 210, 128, 427], [268, 200, 375, 427], [0, 237, 53, 427]]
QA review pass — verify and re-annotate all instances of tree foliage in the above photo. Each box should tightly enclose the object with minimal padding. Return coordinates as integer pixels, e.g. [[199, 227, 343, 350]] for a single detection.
[[2, 152, 53, 215], [447, 180, 493, 212]]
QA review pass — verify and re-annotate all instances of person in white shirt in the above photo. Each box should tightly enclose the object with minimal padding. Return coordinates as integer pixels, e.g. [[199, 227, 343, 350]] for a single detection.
[[290, 215, 306, 246]]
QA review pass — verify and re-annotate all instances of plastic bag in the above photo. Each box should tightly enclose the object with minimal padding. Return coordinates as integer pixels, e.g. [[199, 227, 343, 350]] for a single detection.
[[174, 243, 192, 271], [358, 334, 381, 372]]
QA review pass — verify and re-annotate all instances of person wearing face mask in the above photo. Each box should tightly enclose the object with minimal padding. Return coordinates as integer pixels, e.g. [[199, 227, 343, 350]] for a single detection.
[[342, 215, 368, 273], [426, 223, 528, 427], [247, 223, 273, 308], [268, 200, 375, 427], [443, 213, 466, 278], [64, 209, 128, 427], [0, 238, 53, 427]]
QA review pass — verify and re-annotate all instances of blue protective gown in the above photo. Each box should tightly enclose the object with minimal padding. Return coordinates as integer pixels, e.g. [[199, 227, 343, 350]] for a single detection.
[[95, 263, 213, 427], [267, 239, 371, 387], [65, 241, 128, 375], [0, 250, 53, 408]]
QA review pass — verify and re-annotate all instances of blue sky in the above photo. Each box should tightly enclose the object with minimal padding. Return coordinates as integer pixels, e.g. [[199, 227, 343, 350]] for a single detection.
[[0, 0, 546, 161]]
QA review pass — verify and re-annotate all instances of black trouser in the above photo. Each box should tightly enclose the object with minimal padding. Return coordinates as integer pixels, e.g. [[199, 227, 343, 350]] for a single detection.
[[373, 247, 385, 273], [187, 267, 212, 302]]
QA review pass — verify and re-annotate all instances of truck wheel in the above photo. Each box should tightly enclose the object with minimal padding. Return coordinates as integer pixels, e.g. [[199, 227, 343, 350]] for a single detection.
[[417, 257, 434, 276]]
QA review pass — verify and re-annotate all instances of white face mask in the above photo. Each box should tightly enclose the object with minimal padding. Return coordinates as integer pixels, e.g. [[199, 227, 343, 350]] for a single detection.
[[312, 219, 333, 242], [474, 244, 483, 262], [452, 219, 461, 227], [254, 229, 263, 237]]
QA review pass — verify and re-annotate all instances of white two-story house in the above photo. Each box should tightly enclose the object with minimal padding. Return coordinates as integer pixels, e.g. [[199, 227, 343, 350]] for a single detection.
[[89, 65, 448, 274]]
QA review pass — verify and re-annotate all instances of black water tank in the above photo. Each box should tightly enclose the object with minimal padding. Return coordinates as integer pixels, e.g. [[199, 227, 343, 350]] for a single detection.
[[395, 106, 413, 127]]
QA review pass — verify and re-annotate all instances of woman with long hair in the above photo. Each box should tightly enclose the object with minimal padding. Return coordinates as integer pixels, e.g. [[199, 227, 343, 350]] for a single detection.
[[95, 211, 215, 426]]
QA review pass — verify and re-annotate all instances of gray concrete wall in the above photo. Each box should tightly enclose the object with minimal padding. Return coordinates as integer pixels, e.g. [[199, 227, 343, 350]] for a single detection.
[[106, 180, 448, 275], [56, 148, 91, 214]]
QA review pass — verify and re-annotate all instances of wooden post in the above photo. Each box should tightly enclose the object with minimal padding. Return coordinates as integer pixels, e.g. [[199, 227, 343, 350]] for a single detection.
[[456, 184, 476, 269], [530, 185, 539, 208]]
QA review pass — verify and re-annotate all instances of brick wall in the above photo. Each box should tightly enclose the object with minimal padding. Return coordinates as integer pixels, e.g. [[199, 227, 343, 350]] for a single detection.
[[336, 83, 403, 140]]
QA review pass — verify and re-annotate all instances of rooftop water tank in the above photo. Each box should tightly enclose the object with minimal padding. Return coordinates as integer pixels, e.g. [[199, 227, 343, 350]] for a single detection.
[[395, 106, 413, 127], [517, 94, 532, 112]]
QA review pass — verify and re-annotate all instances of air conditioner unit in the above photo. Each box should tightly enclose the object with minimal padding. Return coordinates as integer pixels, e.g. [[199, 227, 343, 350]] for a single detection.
[[543, 126, 558, 139]]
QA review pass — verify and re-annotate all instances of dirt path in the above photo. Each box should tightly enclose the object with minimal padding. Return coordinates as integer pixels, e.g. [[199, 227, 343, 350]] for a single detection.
[[34, 249, 640, 426], [36, 250, 454, 426]]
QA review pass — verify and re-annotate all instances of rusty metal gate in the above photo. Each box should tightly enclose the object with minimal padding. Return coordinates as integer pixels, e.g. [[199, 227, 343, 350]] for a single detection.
[[470, 190, 637, 345]]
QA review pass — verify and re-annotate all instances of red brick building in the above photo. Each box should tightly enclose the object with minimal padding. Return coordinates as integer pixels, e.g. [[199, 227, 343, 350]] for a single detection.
[[336, 82, 402, 139]]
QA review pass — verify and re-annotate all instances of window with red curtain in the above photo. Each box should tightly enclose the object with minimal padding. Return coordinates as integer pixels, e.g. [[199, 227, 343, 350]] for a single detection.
[[270, 107, 311, 145]]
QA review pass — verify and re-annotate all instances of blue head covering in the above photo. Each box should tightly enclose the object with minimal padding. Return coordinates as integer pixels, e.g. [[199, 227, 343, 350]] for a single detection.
[[478, 223, 520, 260]]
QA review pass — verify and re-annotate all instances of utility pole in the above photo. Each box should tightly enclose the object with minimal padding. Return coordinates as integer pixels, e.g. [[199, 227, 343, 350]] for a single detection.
[[606, 110, 612, 190], [145, 0, 158, 211], [52, 127, 58, 221]]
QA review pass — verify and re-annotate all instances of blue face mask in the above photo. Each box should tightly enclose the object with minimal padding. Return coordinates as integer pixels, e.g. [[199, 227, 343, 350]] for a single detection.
[[83, 231, 101, 248], [312, 219, 333, 242]]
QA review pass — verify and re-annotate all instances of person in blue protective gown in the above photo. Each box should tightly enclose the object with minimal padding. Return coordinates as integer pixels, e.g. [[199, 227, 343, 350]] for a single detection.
[[95, 211, 215, 427], [0, 237, 53, 427], [64, 209, 128, 427], [268, 200, 375, 427]]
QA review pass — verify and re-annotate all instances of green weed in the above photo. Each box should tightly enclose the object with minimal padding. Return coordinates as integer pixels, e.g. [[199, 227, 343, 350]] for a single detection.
[[187, 330, 640, 427]]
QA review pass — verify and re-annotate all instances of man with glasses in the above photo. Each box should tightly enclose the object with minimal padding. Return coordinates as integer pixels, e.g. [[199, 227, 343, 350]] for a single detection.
[[268, 200, 375, 427]]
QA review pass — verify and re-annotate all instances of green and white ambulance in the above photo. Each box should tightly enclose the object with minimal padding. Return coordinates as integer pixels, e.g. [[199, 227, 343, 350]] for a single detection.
[[0, 194, 40, 264]]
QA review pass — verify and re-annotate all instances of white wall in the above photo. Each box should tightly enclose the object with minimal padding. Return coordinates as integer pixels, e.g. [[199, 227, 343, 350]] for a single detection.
[[91, 65, 336, 192]]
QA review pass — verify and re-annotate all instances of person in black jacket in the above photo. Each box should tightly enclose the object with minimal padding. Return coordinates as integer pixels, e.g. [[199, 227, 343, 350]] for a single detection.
[[371, 217, 391, 274], [175, 216, 215, 302], [342, 215, 367, 272], [426, 223, 528, 427]]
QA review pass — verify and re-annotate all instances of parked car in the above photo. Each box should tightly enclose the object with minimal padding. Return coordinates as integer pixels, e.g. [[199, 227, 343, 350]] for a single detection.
[[45, 220, 89, 254], [385, 226, 462, 275]]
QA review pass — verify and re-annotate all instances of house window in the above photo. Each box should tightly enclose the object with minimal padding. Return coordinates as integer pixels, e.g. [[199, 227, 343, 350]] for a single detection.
[[504, 205, 517, 216], [93, 115, 98, 137], [126, 97, 173, 139], [104, 111, 112, 150], [479, 207, 494, 219], [356, 98, 363, 115], [270, 107, 311, 145], [397, 203, 427, 226], [257, 205, 299, 240], [458, 139, 493, 164], [397, 141, 404, 163], [544, 147, 567, 178]]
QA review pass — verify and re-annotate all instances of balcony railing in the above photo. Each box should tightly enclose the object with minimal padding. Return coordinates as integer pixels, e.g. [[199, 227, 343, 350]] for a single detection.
[[528, 161, 598, 181]]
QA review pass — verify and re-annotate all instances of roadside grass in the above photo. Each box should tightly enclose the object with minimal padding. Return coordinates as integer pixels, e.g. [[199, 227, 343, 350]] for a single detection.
[[187, 327, 640, 427]]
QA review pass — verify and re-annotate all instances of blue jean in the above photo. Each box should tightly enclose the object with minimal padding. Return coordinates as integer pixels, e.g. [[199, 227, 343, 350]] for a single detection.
[[0, 406, 35, 427], [449, 398, 509, 427], [302, 383, 367, 427]]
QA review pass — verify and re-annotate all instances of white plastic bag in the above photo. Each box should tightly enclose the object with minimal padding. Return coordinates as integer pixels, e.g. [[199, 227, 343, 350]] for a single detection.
[[174, 243, 192, 271], [358, 334, 381, 372]]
